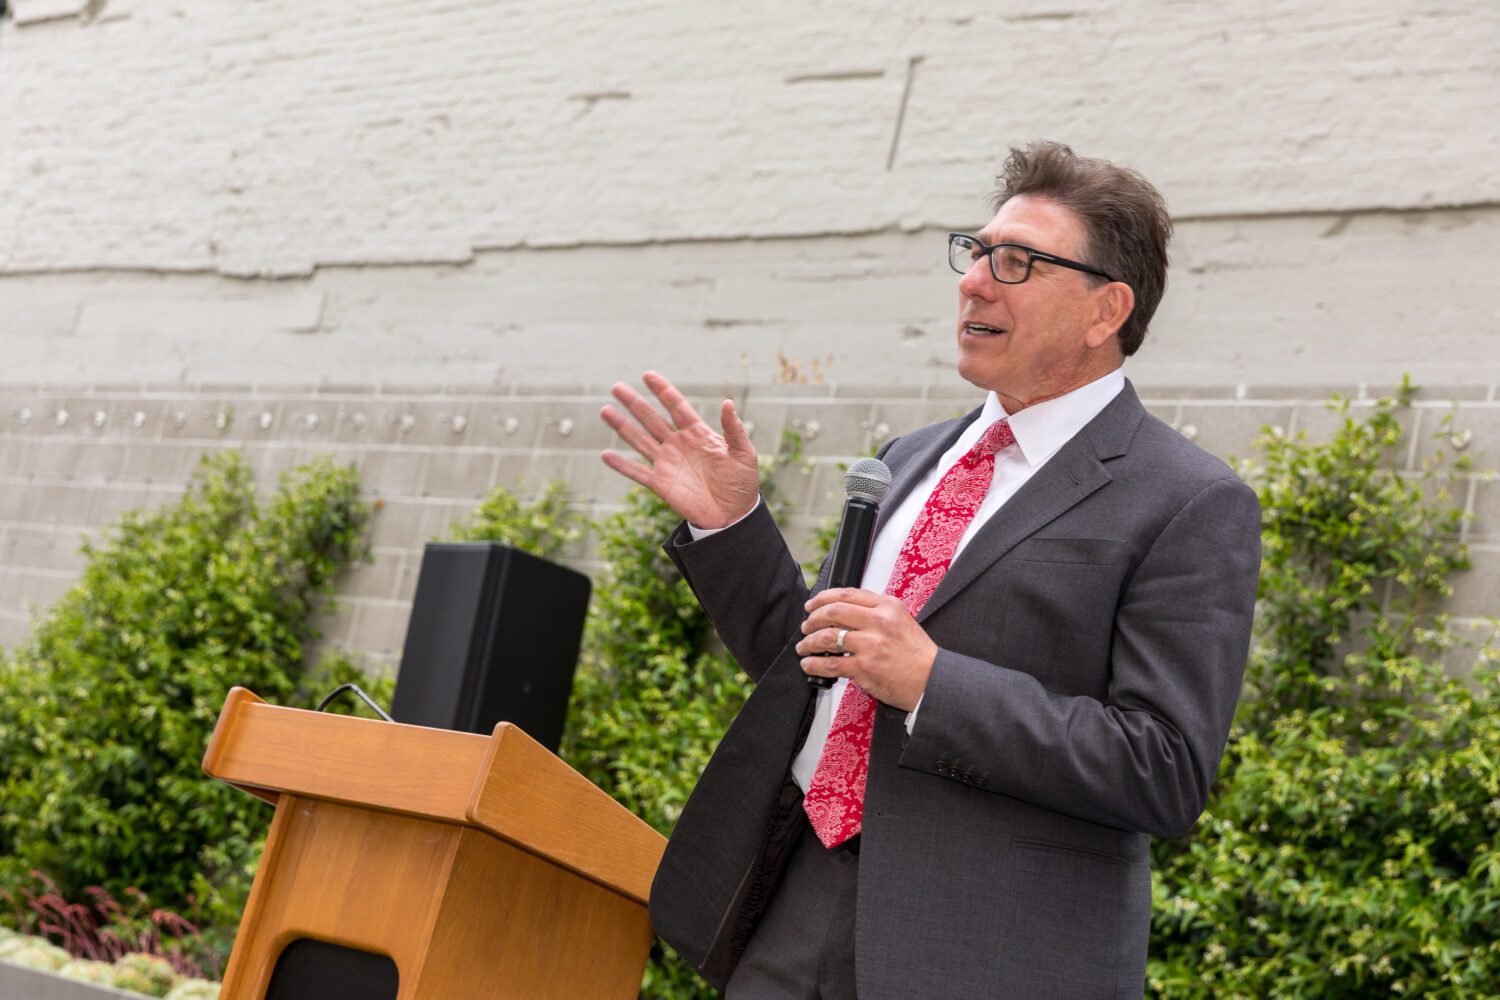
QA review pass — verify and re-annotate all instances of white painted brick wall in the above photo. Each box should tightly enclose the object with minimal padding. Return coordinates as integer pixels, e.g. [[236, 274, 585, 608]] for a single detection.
[[2, 0, 1497, 276], [2, 205, 1497, 389], [0, 0, 1496, 391]]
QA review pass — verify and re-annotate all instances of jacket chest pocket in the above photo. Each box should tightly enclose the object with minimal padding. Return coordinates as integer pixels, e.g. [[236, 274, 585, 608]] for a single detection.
[[1009, 536, 1125, 565], [940, 539, 1129, 694], [1000, 537, 1128, 625]]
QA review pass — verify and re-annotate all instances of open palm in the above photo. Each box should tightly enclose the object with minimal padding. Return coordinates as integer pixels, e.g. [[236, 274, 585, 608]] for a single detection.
[[600, 371, 761, 529]]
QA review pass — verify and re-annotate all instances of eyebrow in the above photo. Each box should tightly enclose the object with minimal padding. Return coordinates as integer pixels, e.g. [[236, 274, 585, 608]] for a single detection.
[[977, 231, 1030, 246], [975, 234, 1075, 259]]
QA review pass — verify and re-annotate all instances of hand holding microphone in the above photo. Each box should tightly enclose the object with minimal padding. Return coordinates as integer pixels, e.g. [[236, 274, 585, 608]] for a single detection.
[[807, 457, 893, 688]]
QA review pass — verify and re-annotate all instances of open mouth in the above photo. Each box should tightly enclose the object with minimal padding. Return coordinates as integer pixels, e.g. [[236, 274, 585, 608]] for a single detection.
[[964, 323, 1007, 336]]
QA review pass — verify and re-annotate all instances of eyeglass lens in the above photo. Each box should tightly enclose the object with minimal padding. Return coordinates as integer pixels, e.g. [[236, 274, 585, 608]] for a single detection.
[[948, 236, 1031, 283]]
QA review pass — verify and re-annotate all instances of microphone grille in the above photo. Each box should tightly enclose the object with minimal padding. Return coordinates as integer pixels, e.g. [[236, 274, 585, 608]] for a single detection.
[[843, 457, 893, 504]]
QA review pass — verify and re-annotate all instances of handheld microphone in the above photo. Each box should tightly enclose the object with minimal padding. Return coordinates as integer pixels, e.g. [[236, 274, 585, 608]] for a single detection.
[[807, 457, 893, 688]]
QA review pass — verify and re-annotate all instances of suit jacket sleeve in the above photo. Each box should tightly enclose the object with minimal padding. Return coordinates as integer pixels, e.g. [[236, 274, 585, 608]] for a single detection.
[[900, 474, 1261, 838], [664, 501, 812, 683]]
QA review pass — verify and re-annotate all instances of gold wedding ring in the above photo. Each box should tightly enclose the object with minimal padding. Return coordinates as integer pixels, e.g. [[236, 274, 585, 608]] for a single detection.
[[836, 628, 850, 654]]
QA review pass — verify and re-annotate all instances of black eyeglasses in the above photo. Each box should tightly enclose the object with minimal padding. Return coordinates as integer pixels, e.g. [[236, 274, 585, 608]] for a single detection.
[[948, 233, 1115, 285]]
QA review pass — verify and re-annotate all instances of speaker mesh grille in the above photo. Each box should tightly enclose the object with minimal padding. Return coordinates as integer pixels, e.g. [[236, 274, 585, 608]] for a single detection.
[[264, 938, 398, 1000]]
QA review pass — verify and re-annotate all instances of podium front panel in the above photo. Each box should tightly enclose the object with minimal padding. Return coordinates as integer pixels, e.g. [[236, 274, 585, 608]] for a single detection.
[[220, 795, 653, 999]]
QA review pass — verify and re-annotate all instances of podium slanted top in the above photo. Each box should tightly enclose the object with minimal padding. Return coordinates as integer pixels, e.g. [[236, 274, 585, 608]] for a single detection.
[[202, 687, 665, 905]]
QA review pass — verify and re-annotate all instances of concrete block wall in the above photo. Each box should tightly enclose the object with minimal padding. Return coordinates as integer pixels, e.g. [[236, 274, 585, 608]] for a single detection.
[[1, 381, 1495, 678]]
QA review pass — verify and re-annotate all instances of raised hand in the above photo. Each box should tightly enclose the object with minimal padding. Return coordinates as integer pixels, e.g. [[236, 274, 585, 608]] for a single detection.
[[600, 371, 760, 530]]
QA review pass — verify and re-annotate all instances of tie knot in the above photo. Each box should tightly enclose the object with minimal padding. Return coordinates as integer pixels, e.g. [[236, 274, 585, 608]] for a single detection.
[[975, 419, 1015, 457]]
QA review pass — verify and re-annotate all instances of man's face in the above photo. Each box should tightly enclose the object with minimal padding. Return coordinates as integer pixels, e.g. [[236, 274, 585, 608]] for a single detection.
[[954, 195, 1119, 412]]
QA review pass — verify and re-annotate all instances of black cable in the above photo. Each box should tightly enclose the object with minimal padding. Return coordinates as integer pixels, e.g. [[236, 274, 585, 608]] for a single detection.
[[314, 683, 395, 722]]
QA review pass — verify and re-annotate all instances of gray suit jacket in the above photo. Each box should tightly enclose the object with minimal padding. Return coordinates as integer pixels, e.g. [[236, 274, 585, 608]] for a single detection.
[[649, 382, 1261, 999]]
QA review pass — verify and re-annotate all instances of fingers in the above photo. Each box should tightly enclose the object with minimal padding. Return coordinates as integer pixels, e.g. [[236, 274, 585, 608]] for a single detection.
[[798, 630, 849, 677], [600, 449, 656, 488], [794, 626, 852, 656], [801, 590, 893, 639], [805, 588, 887, 614], [610, 381, 675, 442], [606, 375, 753, 463], [600, 404, 661, 462], [801, 602, 871, 637], [643, 371, 707, 433], [800, 653, 846, 682], [720, 398, 756, 457], [801, 589, 914, 649]]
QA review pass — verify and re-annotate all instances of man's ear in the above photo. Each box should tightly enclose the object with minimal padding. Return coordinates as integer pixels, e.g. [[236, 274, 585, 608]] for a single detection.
[[1084, 282, 1135, 350]]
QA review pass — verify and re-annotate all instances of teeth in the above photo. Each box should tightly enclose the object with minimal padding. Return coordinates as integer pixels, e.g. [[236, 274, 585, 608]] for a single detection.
[[968, 324, 1004, 334]]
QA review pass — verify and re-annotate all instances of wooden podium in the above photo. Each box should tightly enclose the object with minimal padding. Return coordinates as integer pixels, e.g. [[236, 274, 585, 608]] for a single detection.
[[202, 688, 666, 999]]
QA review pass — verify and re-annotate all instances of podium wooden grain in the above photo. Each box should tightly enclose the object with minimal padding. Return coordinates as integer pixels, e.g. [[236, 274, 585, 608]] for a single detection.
[[202, 688, 667, 999]]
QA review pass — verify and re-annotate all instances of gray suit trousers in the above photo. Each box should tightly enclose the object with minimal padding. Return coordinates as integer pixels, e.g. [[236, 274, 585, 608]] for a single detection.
[[725, 817, 860, 1000]]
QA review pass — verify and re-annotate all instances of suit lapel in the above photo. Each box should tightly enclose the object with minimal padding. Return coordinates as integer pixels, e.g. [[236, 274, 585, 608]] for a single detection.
[[871, 408, 980, 541], [914, 382, 1146, 624], [814, 414, 977, 593]]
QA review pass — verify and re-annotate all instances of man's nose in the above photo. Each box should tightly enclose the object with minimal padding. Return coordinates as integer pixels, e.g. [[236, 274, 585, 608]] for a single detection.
[[958, 257, 998, 300]]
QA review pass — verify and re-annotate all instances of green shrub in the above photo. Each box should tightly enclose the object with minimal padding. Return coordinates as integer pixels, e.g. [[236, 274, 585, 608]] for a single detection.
[[1240, 378, 1470, 734], [0, 452, 373, 967], [3, 871, 219, 981], [1, 936, 69, 970], [446, 478, 579, 558], [1148, 387, 1499, 998], [112, 952, 178, 997], [164, 980, 222, 1000], [59, 957, 115, 984]]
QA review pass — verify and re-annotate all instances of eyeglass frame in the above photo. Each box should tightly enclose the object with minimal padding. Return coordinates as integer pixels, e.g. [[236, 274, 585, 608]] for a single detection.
[[948, 232, 1117, 285]]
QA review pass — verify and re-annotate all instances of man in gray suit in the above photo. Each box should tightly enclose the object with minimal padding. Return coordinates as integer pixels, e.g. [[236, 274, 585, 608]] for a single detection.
[[600, 141, 1260, 999]]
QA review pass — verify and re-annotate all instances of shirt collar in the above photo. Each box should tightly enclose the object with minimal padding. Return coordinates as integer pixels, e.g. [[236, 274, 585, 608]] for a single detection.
[[986, 368, 1126, 467]]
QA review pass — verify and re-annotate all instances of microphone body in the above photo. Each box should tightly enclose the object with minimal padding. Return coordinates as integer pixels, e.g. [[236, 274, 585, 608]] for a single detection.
[[807, 458, 892, 688], [825, 496, 880, 593]]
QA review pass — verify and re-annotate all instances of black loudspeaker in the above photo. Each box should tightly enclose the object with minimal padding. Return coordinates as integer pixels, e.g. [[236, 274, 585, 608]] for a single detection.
[[390, 542, 591, 753]]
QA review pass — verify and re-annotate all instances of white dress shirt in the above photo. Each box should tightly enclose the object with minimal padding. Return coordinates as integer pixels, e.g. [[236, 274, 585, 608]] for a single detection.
[[692, 369, 1125, 792]]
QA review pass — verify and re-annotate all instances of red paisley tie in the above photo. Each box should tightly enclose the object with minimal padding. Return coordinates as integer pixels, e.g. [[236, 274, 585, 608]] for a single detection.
[[802, 418, 1016, 848]]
